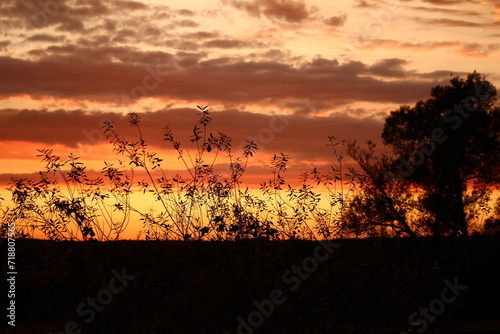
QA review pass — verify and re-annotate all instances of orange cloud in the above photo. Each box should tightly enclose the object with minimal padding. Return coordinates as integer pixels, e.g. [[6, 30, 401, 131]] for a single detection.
[[224, 0, 313, 23], [359, 39, 500, 58]]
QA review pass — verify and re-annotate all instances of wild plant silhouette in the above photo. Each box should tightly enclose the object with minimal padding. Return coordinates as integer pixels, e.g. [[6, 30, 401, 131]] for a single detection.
[[1, 106, 352, 241]]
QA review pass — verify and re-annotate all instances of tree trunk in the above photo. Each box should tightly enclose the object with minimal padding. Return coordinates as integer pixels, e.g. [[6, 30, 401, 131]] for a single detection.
[[429, 184, 446, 238], [452, 169, 468, 237]]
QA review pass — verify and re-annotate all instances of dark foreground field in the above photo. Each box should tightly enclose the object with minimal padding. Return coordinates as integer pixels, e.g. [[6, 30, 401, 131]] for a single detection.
[[2, 236, 500, 334]]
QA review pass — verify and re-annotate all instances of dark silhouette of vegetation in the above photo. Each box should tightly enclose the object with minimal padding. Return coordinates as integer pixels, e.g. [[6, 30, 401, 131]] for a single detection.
[[1, 72, 498, 241], [483, 197, 500, 235], [344, 72, 500, 238], [1, 150, 132, 241], [383, 72, 499, 237], [343, 141, 423, 238], [1, 106, 353, 241]]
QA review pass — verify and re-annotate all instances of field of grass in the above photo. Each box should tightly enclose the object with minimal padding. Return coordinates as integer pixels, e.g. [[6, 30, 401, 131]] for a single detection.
[[2, 236, 500, 334]]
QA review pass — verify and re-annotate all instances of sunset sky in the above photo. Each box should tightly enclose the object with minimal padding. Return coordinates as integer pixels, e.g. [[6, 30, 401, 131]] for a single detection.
[[1, 0, 500, 237]]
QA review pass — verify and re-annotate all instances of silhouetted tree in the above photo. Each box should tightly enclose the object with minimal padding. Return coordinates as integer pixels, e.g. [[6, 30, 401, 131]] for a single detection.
[[343, 141, 427, 238], [382, 72, 500, 237], [483, 197, 500, 235]]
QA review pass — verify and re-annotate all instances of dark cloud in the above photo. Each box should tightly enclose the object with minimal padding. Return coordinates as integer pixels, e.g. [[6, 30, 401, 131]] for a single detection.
[[0, 108, 385, 164], [225, 0, 312, 23], [354, 0, 378, 9], [204, 39, 249, 48], [415, 17, 483, 27], [0, 41, 10, 50], [360, 39, 500, 57], [204, 39, 266, 49], [459, 42, 500, 56], [1, 0, 286, 59], [32, 44, 176, 66], [324, 14, 347, 27], [369, 58, 408, 77], [410, 6, 481, 15], [26, 34, 65, 43], [282, 101, 331, 115], [418, 70, 468, 79], [165, 39, 200, 51], [257, 49, 291, 62], [101, 18, 117, 31], [54, 16, 85, 32], [172, 19, 199, 28], [0, 54, 436, 105], [175, 51, 208, 68], [2, 0, 110, 32], [421, 0, 472, 5], [0, 172, 39, 185], [0, 0, 168, 44], [111, 28, 136, 43], [177, 9, 194, 16], [114, 0, 148, 10], [0, 109, 116, 148], [183, 31, 220, 39]]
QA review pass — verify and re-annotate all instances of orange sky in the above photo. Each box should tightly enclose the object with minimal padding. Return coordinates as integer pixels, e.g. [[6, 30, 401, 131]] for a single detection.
[[1, 0, 499, 238]]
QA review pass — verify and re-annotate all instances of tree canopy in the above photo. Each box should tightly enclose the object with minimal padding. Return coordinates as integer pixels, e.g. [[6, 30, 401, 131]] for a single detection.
[[346, 72, 500, 238]]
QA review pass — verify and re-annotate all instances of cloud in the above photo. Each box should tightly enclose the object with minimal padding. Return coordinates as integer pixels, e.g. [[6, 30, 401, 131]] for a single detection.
[[0, 172, 45, 185], [324, 14, 347, 27], [0, 109, 113, 148], [421, 0, 473, 5], [368, 58, 408, 77], [2, 0, 111, 32], [175, 51, 208, 68], [177, 9, 194, 16], [27, 44, 176, 65], [418, 70, 468, 79], [354, 0, 377, 9], [0, 108, 386, 164], [172, 19, 199, 28], [256, 49, 292, 62], [494, 3, 500, 20], [183, 31, 220, 39], [459, 42, 500, 57], [26, 34, 66, 43], [0, 41, 9, 50], [415, 17, 483, 27], [165, 39, 200, 52], [204, 39, 263, 49], [410, 5, 480, 15], [0, 54, 438, 106], [360, 39, 500, 57], [225, 0, 312, 23], [0, 0, 169, 46], [114, 0, 148, 10]]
